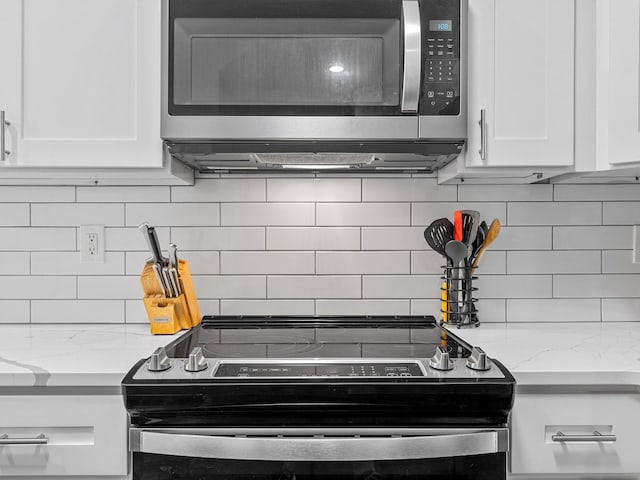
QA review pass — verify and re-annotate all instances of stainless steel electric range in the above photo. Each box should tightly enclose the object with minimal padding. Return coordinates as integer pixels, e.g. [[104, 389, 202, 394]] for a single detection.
[[123, 315, 515, 480]]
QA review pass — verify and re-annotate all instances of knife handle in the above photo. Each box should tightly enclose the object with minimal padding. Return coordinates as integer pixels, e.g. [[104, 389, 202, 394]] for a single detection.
[[152, 263, 169, 297], [168, 267, 181, 296]]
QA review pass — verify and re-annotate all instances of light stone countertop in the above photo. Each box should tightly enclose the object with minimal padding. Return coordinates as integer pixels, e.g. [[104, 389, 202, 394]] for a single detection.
[[445, 322, 640, 387], [0, 324, 186, 388], [2, 322, 640, 389]]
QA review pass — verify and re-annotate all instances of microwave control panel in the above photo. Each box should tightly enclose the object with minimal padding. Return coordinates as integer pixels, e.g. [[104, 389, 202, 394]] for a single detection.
[[419, 0, 461, 116]]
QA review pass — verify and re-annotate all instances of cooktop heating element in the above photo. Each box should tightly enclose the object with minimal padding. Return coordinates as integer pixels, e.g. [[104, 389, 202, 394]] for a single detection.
[[123, 316, 515, 428]]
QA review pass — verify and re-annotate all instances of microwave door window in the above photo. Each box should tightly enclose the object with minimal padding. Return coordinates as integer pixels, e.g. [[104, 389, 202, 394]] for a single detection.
[[172, 18, 401, 113]]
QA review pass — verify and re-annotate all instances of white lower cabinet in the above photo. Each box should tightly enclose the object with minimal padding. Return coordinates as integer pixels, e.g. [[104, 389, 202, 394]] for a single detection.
[[0, 394, 128, 477], [510, 392, 640, 477]]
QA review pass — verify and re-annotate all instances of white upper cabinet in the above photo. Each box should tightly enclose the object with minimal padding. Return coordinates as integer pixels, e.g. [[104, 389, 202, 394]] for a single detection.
[[466, 0, 575, 168], [595, 0, 640, 168], [0, 0, 178, 173]]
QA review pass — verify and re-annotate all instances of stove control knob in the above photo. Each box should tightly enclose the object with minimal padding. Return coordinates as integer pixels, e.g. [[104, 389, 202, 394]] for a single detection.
[[185, 347, 208, 372], [429, 346, 454, 371], [147, 347, 171, 372], [466, 346, 491, 371]]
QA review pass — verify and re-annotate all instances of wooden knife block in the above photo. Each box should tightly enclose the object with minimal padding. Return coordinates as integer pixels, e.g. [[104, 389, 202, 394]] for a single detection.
[[140, 259, 201, 335]]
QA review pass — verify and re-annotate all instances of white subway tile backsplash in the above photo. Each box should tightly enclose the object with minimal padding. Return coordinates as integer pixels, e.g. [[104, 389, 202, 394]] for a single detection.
[[317, 203, 410, 226], [410, 251, 446, 275], [556, 185, 640, 201], [602, 251, 640, 273], [32, 204, 124, 226], [267, 178, 361, 202], [0, 276, 76, 299], [221, 252, 315, 275], [105, 227, 171, 252], [222, 203, 314, 226], [0, 179, 637, 324], [0, 204, 29, 226], [412, 203, 506, 227], [553, 274, 640, 298], [507, 251, 601, 274], [31, 300, 124, 323], [508, 202, 602, 226], [363, 275, 438, 299], [554, 274, 640, 298], [553, 226, 632, 250], [0, 228, 76, 251], [125, 298, 149, 324], [172, 227, 265, 250], [506, 299, 601, 322], [0, 300, 30, 324], [77, 186, 169, 203], [0, 186, 74, 203], [173, 178, 266, 202], [193, 276, 267, 299], [602, 299, 640, 322], [317, 251, 409, 274], [477, 275, 552, 299], [126, 203, 220, 227], [362, 227, 429, 250], [603, 202, 640, 225], [0, 252, 30, 275], [267, 227, 359, 250], [362, 178, 456, 202], [268, 276, 360, 299], [220, 300, 315, 316], [491, 227, 552, 250], [459, 185, 552, 202], [32, 252, 125, 275], [316, 299, 410, 316], [78, 276, 141, 300], [0, 301, 30, 324]]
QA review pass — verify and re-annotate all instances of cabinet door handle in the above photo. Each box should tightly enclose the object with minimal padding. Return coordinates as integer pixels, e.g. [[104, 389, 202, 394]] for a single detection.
[[1, 110, 10, 161], [0, 433, 49, 445], [551, 431, 617, 443], [478, 109, 487, 161]]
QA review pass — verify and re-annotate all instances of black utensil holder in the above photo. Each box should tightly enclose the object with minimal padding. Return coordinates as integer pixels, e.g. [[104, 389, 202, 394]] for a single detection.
[[441, 263, 480, 328]]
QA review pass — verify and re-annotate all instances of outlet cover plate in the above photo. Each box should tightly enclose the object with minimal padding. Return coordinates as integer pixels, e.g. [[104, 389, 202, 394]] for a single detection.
[[80, 225, 104, 263]]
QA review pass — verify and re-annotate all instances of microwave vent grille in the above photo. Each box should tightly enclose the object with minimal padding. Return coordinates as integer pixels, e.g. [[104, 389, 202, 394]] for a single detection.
[[251, 153, 375, 166]]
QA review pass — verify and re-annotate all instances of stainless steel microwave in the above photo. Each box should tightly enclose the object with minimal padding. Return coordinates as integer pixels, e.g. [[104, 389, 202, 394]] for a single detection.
[[161, 0, 467, 172]]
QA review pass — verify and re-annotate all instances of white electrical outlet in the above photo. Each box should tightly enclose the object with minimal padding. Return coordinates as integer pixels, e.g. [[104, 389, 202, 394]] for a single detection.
[[634, 225, 640, 264], [80, 225, 105, 263]]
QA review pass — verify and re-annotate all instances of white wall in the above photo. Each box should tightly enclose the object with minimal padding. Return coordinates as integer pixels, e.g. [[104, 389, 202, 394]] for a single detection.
[[0, 174, 639, 324]]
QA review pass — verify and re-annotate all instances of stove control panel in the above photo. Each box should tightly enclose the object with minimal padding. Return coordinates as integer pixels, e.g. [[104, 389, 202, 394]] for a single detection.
[[213, 362, 423, 378]]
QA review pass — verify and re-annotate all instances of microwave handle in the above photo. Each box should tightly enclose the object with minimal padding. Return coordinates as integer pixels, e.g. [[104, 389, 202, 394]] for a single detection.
[[132, 430, 504, 461], [401, 0, 421, 113]]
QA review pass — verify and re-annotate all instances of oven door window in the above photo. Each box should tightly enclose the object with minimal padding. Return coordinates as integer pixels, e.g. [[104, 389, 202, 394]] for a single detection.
[[168, 0, 406, 116], [134, 453, 506, 479], [132, 430, 507, 480]]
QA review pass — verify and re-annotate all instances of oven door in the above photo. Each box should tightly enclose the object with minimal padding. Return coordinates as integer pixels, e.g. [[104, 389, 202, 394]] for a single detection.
[[130, 427, 508, 479], [161, 0, 422, 140]]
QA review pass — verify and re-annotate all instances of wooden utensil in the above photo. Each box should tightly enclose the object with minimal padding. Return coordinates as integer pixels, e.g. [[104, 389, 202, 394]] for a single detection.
[[470, 218, 501, 274]]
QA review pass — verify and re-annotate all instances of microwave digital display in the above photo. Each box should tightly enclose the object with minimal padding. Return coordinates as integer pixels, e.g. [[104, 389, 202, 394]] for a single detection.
[[429, 20, 452, 32]]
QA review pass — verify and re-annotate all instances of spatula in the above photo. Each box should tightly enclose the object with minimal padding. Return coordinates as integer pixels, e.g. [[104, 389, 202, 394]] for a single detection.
[[423, 218, 454, 257], [470, 218, 501, 274]]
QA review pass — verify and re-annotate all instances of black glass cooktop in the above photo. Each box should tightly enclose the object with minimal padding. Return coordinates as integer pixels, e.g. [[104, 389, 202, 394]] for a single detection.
[[165, 315, 472, 361]]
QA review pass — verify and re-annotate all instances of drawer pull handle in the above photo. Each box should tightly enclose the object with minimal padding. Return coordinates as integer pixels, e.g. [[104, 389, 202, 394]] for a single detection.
[[0, 433, 49, 445], [552, 431, 616, 443]]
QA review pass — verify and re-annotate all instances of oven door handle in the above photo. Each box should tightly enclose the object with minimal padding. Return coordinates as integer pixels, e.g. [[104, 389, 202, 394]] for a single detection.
[[133, 430, 504, 461], [401, 0, 421, 113]]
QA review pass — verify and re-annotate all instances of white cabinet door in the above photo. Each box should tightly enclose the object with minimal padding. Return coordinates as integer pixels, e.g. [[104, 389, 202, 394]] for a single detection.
[[466, 0, 575, 168], [595, 0, 640, 167], [0, 395, 128, 476], [511, 392, 640, 475], [0, 0, 162, 169]]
